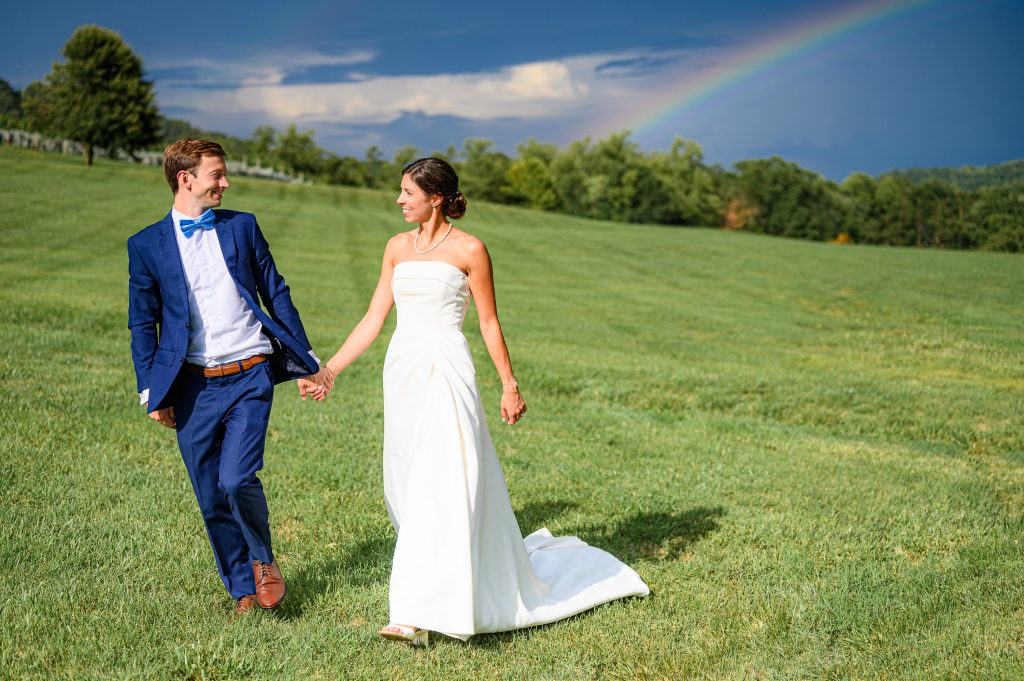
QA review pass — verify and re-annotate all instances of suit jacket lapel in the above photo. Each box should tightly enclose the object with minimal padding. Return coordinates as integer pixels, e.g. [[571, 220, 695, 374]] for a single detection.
[[157, 212, 189, 307], [214, 212, 261, 313], [214, 212, 239, 280]]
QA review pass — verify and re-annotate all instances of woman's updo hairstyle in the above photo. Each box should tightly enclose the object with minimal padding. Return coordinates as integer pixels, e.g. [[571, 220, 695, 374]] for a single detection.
[[402, 157, 468, 220]]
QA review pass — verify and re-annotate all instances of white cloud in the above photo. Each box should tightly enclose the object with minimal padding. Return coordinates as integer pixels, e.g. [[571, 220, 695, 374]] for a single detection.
[[151, 49, 375, 87], [226, 60, 595, 124], [157, 50, 689, 128]]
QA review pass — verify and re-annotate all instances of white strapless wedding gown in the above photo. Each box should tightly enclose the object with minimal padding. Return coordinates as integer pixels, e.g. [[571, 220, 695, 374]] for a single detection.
[[382, 260, 649, 640]]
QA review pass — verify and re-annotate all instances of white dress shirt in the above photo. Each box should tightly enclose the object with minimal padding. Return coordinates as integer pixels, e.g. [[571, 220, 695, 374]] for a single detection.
[[172, 207, 274, 365]]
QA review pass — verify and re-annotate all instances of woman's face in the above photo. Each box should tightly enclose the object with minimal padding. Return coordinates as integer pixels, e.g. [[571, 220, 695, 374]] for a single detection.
[[397, 173, 438, 223]]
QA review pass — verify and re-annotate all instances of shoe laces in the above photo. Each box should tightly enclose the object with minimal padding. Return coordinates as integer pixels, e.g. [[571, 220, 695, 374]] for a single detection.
[[256, 561, 271, 580]]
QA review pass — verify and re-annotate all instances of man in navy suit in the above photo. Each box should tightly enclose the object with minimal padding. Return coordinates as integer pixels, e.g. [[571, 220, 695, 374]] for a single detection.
[[128, 139, 333, 616]]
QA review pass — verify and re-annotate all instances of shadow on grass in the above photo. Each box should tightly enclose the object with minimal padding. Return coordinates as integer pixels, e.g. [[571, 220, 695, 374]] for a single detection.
[[513, 499, 579, 533], [471, 505, 726, 647], [568, 505, 727, 564], [279, 535, 394, 618], [463, 606, 626, 650], [338, 536, 395, 587]]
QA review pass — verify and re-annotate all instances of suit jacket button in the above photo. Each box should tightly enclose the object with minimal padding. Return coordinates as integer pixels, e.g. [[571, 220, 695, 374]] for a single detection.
[[185, 322, 191, 329]]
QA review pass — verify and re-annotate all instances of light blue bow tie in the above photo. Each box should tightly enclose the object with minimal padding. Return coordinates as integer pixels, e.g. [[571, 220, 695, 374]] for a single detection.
[[180, 209, 216, 238]]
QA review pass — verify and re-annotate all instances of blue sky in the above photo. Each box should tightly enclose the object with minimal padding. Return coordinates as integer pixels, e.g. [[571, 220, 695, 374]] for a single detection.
[[2, 0, 1021, 180]]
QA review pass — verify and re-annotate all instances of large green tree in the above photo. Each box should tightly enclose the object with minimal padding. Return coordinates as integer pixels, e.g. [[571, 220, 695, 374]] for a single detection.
[[275, 124, 322, 177], [912, 179, 965, 248], [0, 79, 21, 127], [838, 172, 880, 243], [361, 145, 390, 188], [547, 132, 666, 223], [871, 175, 918, 246], [732, 157, 839, 240], [967, 185, 1024, 252], [506, 138, 559, 211], [22, 25, 159, 165], [457, 138, 514, 203], [648, 137, 722, 226]]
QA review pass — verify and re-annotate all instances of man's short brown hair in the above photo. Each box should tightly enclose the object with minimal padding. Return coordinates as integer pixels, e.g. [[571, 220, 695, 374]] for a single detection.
[[163, 139, 226, 194]]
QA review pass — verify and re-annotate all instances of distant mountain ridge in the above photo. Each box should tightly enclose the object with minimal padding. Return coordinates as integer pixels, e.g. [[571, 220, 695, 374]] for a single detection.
[[883, 159, 1024, 190]]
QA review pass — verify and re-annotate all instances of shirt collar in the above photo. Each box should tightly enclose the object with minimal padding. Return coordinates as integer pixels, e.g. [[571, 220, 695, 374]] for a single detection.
[[171, 207, 217, 230], [170, 207, 187, 231]]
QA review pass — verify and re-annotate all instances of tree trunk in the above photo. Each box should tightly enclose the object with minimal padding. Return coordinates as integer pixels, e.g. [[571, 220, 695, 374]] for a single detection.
[[84, 143, 93, 166]]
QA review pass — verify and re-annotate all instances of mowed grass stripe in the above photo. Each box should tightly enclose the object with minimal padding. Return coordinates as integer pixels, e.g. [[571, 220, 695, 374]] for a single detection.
[[1, 148, 1021, 679]]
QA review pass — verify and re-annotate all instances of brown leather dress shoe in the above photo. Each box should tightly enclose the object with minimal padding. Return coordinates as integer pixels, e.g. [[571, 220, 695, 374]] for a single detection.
[[233, 594, 259, 617], [253, 559, 286, 609]]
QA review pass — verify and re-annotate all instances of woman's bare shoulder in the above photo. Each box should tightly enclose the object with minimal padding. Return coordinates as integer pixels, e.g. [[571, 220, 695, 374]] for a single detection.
[[388, 229, 417, 244], [450, 229, 487, 255], [385, 230, 416, 250], [382, 231, 414, 262]]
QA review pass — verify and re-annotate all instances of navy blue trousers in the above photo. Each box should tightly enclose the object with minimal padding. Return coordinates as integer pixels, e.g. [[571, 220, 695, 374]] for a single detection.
[[174, 361, 276, 599]]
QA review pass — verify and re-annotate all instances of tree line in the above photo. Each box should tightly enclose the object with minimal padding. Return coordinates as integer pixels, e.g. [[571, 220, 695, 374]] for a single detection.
[[887, 160, 1024, 191], [164, 125, 1021, 252], [3, 25, 1022, 252]]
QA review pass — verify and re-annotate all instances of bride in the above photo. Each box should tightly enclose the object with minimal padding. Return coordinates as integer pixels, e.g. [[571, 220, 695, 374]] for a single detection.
[[318, 157, 648, 645]]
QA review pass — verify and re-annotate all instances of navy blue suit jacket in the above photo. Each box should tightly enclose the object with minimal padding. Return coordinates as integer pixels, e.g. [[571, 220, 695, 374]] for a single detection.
[[128, 209, 319, 412]]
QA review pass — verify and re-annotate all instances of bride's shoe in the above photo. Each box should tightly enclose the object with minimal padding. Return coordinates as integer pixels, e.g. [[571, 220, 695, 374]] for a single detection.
[[379, 623, 429, 647]]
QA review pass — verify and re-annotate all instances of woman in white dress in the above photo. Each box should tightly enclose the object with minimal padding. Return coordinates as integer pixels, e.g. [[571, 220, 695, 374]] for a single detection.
[[318, 158, 648, 646]]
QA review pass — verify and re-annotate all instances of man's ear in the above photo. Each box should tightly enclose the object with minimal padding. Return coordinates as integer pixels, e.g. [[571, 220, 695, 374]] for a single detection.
[[178, 169, 192, 190]]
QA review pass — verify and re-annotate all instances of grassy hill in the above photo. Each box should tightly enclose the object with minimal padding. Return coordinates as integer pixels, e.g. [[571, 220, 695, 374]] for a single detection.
[[1, 148, 1022, 679]]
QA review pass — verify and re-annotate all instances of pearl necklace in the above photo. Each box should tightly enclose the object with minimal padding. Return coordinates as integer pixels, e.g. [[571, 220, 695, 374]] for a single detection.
[[413, 222, 454, 254]]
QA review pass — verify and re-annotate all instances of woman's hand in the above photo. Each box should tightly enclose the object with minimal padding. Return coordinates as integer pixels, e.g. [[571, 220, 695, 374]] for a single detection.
[[501, 384, 527, 425]]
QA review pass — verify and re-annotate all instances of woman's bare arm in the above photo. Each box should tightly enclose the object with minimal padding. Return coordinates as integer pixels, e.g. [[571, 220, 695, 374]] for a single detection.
[[322, 236, 402, 379], [464, 238, 527, 425]]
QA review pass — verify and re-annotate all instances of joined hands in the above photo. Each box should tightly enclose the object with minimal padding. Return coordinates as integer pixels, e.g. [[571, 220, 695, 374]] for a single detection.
[[297, 366, 335, 402]]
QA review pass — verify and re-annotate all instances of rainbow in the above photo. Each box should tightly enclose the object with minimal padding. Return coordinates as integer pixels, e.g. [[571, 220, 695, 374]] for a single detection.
[[596, 0, 943, 141]]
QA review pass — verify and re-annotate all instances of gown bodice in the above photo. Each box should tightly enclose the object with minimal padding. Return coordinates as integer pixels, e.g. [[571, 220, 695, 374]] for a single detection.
[[391, 260, 470, 334]]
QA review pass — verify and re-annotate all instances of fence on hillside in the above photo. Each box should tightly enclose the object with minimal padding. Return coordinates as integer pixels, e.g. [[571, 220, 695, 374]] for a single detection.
[[0, 129, 303, 183]]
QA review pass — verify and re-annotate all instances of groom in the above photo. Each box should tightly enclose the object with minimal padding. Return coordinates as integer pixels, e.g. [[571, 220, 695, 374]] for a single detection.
[[128, 138, 332, 616]]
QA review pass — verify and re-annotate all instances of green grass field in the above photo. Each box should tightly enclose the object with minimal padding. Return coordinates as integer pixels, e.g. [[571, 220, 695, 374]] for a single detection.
[[1, 147, 1022, 679]]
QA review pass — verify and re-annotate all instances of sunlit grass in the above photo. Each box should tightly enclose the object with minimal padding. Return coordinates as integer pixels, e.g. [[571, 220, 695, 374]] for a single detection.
[[1, 148, 1022, 679]]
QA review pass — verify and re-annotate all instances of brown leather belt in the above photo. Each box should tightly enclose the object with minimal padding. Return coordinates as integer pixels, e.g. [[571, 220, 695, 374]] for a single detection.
[[185, 354, 269, 377]]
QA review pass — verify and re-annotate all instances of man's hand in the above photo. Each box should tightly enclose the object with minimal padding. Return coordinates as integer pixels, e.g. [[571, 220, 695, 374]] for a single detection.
[[298, 367, 334, 402], [297, 377, 319, 400], [148, 406, 176, 429]]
